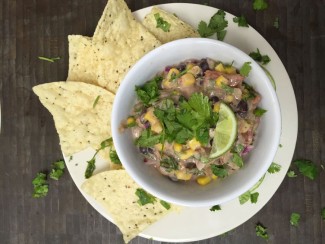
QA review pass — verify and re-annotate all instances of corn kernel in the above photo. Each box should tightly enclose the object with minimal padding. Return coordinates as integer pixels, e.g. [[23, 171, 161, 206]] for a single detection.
[[224, 95, 234, 103], [167, 68, 179, 80], [211, 174, 218, 180], [151, 122, 163, 134], [188, 138, 201, 150], [126, 117, 135, 125], [173, 143, 183, 152], [175, 171, 192, 180], [188, 65, 201, 76], [197, 176, 212, 185], [179, 149, 195, 160], [215, 63, 225, 72], [225, 66, 237, 74], [155, 143, 163, 151], [213, 102, 220, 112], [215, 75, 228, 87], [143, 109, 157, 124], [186, 63, 194, 70], [181, 73, 196, 87], [162, 79, 172, 89]]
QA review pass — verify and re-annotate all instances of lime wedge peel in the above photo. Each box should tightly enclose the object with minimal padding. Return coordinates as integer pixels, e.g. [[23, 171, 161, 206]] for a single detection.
[[210, 103, 237, 158]]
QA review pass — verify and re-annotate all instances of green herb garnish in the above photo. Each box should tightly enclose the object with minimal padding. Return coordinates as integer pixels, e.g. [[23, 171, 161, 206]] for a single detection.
[[160, 200, 171, 210], [255, 223, 269, 240], [287, 170, 297, 178], [239, 174, 265, 204], [253, 0, 269, 11], [254, 107, 267, 117], [210, 205, 221, 211], [250, 192, 259, 203], [211, 164, 228, 178], [109, 149, 121, 164], [294, 159, 319, 180], [233, 15, 249, 27], [135, 76, 162, 106], [239, 62, 252, 76], [32, 172, 49, 198], [268, 162, 281, 174], [197, 10, 228, 40], [49, 160, 65, 180], [160, 157, 178, 172], [135, 188, 156, 205], [154, 13, 171, 32], [93, 95, 101, 108], [290, 213, 301, 227], [38, 56, 61, 62], [233, 153, 244, 168], [249, 48, 271, 65], [136, 128, 162, 147]]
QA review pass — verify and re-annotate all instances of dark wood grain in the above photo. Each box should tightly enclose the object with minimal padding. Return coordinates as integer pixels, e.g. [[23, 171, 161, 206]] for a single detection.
[[0, 0, 324, 243]]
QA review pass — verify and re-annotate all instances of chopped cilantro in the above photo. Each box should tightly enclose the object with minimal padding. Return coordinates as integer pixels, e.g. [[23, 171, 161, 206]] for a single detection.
[[253, 0, 269, 11], [32, 172, 49, 198], [321, 208, 325, 220], [268, 162, 281, 174], [239, 62, 252, 76], [255, 223, 269, 240], [197, 10, 228, 40], [210, 205, 221, 211], [93, 95, 101, 108], [136, 129, 162, 147], [273, 17, 279, 29], [154, 13, 171, 32], [211, 164, 228, 178], [239, 191, 251, 204], [250, 192, 259, 203], [233, 153, 243, 168], [38, 56, 60, 62], [221, 83, 234, 94], [100, 137, 113, 149], [254, 107, 267, 117], [49, 160, 65, 180], [135, 76, 162, 106], [160, 200, 171, 210], [290, 213, 301, 227], [233, 15, 249, 27], [294, 159, 319, 180], [234, 144, 245, 154], [135, 188, 156, 205], [287, 170, 297, 178], [160, 157, 178, 172], [109, 149, 121, 164], [249, 48, 271, 65]]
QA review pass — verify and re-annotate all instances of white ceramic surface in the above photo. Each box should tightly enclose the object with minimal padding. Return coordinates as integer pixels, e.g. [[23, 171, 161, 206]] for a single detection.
[[112, 38, 281, 207], [64, 3, 298, 242]]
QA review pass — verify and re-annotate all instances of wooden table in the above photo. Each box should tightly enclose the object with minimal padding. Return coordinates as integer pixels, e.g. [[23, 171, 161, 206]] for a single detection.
[[1, 0, 324, 243]]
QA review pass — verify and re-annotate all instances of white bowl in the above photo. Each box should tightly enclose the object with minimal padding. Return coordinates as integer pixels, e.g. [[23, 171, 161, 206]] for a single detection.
[[112, 38, 281, 207]]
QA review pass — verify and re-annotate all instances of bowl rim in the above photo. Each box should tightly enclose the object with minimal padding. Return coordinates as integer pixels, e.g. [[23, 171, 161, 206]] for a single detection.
[[112, 38, 281, 207]]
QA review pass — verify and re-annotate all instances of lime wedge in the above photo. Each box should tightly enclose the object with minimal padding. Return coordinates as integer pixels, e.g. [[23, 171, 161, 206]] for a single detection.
[[210, 103, 237, 158]]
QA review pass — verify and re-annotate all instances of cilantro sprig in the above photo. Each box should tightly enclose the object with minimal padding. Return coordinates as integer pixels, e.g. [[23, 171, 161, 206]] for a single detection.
[[239, 174, 265, 204], [154, 13, 171, 32], [233, 15, 249, 27], [267, 162, 281, 173], [253, 0, 269, 11], [49, 160, 65, 180], [294, 159, 319, 180], [135, 76, 162, 106], [198, 10, 228, 40], [290, 213, 301, 227], [239, 62, 252, 76], [255, 223, 269, 240], [32, 172, 49, 198], [135, 188, 156, 205], [210, 205, 221, 211], [249, 49, 271, 65]]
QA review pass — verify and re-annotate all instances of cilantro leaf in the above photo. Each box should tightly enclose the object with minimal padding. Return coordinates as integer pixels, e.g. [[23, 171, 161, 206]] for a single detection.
[[32, 173, 49, 198], [294, 159, 319, 180], [136, 128, 162, 147], [85, 158, 96, 179], [268, 162, 281, 174], [273, 17, 279, 29], [188, 93, 211, 119], [254, 107, 267, 117], [290, 213, 301, 227], [233, 153, 243, 168], [135, 77, 162, 106], [154, 13, 171, 32], [216, 30, 227, 41], [250, 192, 259, 203], [93, 95, 101, 108], [253, 0, 269, 11], [160, 200, 171, 210], [198, 21, 215, 37], [249, 48, 271, 65], [211, 164, 228, 178], [239, 191, 251, 205], [239, 62, 252, 76], [135, 188, 156, 205], [210, 205, 221, 211], [100, 137, 113, 150], [233, 15, 249, 27], [255, 223, 269, 240], [160, 157, 179, 172], [287, 170, 297, 178], [321, 208, 325, 220], [233, 144, 244, 154], [195, 125, 210, 145], [174, 127, 193, 144], [109, 149, 121, 164]]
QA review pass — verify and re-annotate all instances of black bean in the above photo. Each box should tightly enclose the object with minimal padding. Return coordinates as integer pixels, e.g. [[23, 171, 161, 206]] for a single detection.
[[199, 59, 210, 73], [185, 162, 197, 170], [177, 63, 186, 72], [209, 96, 219, 103], [237, 100, 248, 117]]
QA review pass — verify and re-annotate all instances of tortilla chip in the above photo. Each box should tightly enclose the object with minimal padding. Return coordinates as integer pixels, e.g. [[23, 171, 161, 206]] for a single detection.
[[142, 7, 200, 43], [67, 0, 161, 94], [81, 170, 180, 243], [33, 81, 115, 163]]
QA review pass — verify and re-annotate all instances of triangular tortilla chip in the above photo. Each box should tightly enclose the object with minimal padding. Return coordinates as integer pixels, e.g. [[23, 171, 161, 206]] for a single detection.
[[81, 170, 180, 243], [142, 6, 200, 43], [33, 81, 115, 163]]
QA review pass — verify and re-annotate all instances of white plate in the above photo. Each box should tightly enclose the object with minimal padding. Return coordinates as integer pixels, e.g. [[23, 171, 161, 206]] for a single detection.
[[64, 3, 298, 242]]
